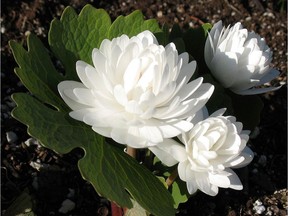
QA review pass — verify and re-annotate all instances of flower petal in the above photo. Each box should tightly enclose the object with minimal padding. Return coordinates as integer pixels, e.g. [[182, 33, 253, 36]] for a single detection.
[[58, 81, 89, 110]]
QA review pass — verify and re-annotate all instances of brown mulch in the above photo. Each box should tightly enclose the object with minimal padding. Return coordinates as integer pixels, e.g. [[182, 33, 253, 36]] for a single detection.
[[1, 0, 287, 215]]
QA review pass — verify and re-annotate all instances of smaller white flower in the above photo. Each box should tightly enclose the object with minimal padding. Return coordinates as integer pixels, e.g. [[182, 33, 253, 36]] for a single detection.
[[150, 109, 254, 196], [204, 20, 280, 95]]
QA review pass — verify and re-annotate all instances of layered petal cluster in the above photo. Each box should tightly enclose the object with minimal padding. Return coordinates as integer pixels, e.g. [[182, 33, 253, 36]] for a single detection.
[[58, 31, 214, 148], [151, 109, 253, 196], [205, 20, 280, 95]]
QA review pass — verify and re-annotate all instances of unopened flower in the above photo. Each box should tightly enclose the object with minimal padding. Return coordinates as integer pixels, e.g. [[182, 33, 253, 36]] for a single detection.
[[150, 109, 253, 196], [58, 31, 214, 148], [204, 20, 280, 95]]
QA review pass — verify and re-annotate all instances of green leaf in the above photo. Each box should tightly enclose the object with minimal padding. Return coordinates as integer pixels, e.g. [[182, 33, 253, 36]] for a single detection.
[[183, 23, 212, 75], [170, 179, 190, 208], [203, 74, 234, 115], [153, 157, 190, 208], [48, 5, 161, 78], [108, 10, 161, 39], [49, 5, 111, 78], [169, 24, 183, 42], [155, 24, 170, 46], [10, 5, 175, 216], [12, 93, 175, 216], [9, 34, 67, 111]]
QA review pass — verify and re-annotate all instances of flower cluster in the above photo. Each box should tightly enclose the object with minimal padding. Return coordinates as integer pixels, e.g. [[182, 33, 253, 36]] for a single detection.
[[58, 21, 280, 196]]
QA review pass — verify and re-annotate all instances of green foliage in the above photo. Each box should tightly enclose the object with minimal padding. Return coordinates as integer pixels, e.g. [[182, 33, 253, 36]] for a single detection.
[[203, 74, 234, 115], [10, 5, 175, 216], [170, 179, 190, 208], [49, 5, 161, 76], [9, 34, 67, 112], [107, 10, 161, 39], [183, 23, 212, 74], [49, 6, 111, 79], [153, 157, 190, 208]]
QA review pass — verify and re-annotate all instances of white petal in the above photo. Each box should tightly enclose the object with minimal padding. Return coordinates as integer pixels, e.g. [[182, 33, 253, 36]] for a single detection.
[[208, 172, 231, 188], [58, 81, 89, 110], [231, 147, 254, 168], [110, 128, 128, 145], [159, 120, 193, 138], [195, 172, 218, 196], [177, 77, 203, 101], [139, 125, 163, 143], [186, 180, 198, 195], [210, 51, 238, 88], [210, 108, 226, 117], [113, 85, 128, 106], [69, 108, 97, 122], [150, 139, 187, 166], [73, 88, 97, 107], [123, 59, 141, 93], [234, 85, 282, 95], [92, 126, 112, 137], [225, 168, 243, 190], [177, 161, 190, 181], [176, 61, 196, 84], [76, 61, 97, 89], [92, 49, 107, 74]]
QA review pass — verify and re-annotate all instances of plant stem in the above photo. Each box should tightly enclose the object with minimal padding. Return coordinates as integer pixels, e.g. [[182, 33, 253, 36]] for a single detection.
[[126, 146, 137, 158], [111, 202, 124, 216], [166, 168, 178, 187]]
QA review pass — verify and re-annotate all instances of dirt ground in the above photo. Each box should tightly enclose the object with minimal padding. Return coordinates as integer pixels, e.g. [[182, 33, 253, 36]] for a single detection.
[[1, 0, 287, 215]]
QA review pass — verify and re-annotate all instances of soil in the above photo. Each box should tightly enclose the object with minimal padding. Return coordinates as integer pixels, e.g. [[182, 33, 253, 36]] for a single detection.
[[1, 0, 287, 216]]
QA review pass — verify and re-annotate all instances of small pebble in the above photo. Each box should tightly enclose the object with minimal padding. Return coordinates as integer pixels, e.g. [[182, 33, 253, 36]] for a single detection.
[[24, 137, 41, 147], [253, 199, 266, 214], [157, 11, 163, 18], [245, 16, 252, 21], [6, 131, 18, 143], [1, 26, 6, 34], [29, 161, 43, 171], [263, 12, 275, 19], [58, 199, 75, 214]]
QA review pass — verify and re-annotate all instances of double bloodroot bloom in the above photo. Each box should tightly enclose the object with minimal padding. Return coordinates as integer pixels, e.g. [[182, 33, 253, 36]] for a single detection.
[[58, 30, 214, 148], [204, 20, 280, 95], [151, 109, 254, 196]]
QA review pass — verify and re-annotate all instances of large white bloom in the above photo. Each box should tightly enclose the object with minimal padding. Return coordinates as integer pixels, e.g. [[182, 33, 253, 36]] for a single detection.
[[151, 109, 253, 196], [204, 20, 280, 95], [58, 31, 214, 148]]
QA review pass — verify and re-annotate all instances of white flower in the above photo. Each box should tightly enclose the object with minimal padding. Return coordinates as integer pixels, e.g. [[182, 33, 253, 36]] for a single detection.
[[150, 109, 254, 196], [58, 31, 214, 148], [204, 20, 280, 95]]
